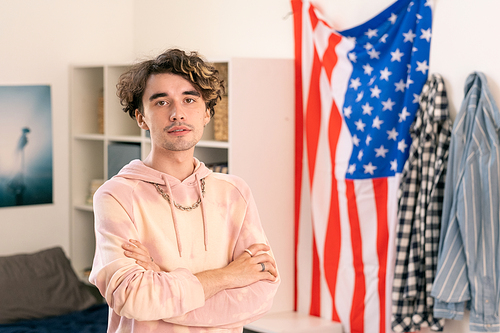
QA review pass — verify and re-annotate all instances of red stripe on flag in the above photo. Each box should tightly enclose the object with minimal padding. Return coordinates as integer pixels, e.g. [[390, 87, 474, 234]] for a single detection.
[[308, 4, 319, 29], [323, 33, 342, 83], [305, 48, 323, 318], [310, 232, 321, 316], [346, 180, 366, 333], [324, 95, 343, 323], [373, 178, 389, 333], [305, 50, 322, 184], [291, 0, 303, 312]]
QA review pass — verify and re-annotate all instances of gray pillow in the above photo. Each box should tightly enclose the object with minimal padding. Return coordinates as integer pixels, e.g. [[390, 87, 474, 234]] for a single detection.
[[0, 247, 98, 323]]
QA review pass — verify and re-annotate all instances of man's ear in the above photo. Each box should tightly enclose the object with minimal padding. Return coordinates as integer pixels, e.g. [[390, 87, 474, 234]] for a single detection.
[[135, 110, 149, 130], [204, 108, 211, 126]]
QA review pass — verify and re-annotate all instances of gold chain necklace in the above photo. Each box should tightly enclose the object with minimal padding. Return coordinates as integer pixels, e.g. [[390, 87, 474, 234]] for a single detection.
[[151, 178, 205, 211]]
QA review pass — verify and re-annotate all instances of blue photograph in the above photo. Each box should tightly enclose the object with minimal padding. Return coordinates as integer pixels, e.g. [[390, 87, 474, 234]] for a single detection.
[[0, 85, 53, 207]]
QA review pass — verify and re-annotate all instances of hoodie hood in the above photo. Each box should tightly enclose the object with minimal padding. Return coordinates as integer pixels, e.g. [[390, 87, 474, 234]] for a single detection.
[[115, 158, 212, 185], [115, 158, 212, 257]]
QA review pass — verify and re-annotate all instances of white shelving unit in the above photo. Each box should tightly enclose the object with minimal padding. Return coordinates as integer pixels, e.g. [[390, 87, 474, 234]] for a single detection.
[[69, 58, 295, 316], [69, 62, 229, 279]]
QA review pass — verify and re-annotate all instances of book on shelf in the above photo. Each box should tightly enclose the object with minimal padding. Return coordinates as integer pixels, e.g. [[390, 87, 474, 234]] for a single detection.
[[206, 162, 228, 174]]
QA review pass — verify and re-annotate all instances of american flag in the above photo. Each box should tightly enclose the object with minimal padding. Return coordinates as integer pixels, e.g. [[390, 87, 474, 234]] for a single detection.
[[292, 1, 432, 332]]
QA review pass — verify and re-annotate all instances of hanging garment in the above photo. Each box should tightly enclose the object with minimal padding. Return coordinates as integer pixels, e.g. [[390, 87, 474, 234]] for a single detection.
[[392, 74, 452, 332], [431, 72, 500, 332], [291, 0, 432, 332]]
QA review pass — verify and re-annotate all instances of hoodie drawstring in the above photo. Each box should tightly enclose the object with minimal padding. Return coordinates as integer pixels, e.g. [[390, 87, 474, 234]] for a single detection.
[[162, 175, 183, 257], [195, 173, 208, 252]]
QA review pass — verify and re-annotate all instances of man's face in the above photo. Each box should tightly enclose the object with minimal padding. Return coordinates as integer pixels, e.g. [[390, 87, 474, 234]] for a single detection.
[[136, 73, 210, 153]]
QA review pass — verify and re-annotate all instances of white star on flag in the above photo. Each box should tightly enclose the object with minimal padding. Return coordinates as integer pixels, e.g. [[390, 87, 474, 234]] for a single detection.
[[413, 93, 420, 103], [391, 49, 404, 62], [362, 102, 374, 115], [355, 119, 366, 131], [387, 127, 399, 140], [406, 77, 414, 88], [363, 63, 374, 75], [395, 79, 406, 92], [350, 77, 362, 90], [388, 13, 398, 24], [344, 106, 353, 118], [370, 85, 382, 98], [380, 67, 392, 81], [399, 107, 411, 122], [358, 149, 364, 161], [375, 145, 389, 158], [363, 162, 377, 175], [416, 60, 429, 74], [420, 28, 432, 42], [352, 134, 360, 146], [372, 116, 384, 129], [365, 28, 378, 38], [390, 159, 398, 171], [347, 164, 356, 174], [368, 48, 381, 59], [403, 29, 416, 42], [397, 139, 408, 152], [382, 98, 396, 111]]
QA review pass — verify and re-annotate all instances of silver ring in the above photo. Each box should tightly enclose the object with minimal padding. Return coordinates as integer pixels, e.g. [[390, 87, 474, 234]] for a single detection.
[[244, 249, 253, 257], [260, 262, 265, 272], [150, 257, 154, 262]]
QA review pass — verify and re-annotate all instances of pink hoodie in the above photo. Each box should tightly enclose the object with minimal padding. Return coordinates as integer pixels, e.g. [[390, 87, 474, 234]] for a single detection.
[[89, 159, 279, 332]]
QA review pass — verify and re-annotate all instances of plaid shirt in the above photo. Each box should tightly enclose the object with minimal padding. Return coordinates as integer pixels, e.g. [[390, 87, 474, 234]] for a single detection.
[[391, 74, 452, 332]]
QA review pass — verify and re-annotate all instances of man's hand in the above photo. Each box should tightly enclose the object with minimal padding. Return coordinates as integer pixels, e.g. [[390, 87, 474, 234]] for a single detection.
[[122, 239, 162, 272], [195, 243, 278, 300], [123, 240, 278, 300]]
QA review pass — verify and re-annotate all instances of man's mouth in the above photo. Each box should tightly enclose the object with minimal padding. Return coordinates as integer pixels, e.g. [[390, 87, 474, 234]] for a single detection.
[[167, 125, 191, 134]]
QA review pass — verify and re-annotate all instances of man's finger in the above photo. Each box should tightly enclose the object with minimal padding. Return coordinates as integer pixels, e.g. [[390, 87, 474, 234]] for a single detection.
[[246, 243, 270, 256]]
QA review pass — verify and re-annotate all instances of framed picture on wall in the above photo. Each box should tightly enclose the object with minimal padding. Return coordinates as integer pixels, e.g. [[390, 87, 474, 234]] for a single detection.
[[0, 85, 53, 207]]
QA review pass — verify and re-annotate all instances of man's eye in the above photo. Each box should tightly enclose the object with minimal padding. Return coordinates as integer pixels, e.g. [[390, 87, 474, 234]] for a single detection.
[[185, 98, 195, 104], [157, 101, 167, 106]]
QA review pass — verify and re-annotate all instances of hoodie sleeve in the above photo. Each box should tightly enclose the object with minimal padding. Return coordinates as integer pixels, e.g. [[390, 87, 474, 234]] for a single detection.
[[162, 177, 281, 328], [89, 182, 206, 321]]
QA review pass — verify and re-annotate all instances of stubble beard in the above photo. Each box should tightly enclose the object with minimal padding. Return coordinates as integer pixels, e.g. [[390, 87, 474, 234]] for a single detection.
[[162, 139, 197, 152], [160, 124, 199, 152]]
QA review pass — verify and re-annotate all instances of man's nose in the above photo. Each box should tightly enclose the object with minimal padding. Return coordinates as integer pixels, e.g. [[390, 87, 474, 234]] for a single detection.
[[169, 103, 186, 121]]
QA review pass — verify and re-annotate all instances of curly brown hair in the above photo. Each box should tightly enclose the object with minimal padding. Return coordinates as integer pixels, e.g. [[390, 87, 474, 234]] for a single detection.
[[117, 49, 225, 119]]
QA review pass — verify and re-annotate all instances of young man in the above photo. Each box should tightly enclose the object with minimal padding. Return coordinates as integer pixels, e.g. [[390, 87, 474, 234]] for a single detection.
[[89, 49, 280, 332]]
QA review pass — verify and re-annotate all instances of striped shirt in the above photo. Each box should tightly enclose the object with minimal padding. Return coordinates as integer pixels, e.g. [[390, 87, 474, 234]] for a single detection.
[[431, 72, 500, 332]]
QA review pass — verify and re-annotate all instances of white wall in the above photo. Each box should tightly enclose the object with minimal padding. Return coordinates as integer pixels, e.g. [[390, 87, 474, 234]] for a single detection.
[[132, 0, 295, 60], [0, 0, 135, 256]]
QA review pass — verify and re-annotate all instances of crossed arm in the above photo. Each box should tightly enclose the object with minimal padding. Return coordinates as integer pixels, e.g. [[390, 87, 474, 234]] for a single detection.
[[122, 240, 278, 300]]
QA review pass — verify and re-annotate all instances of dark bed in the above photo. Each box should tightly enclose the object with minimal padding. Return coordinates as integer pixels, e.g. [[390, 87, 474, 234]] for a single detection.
[[0, 304, 108, 333], [0, 247, 108, 332]]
